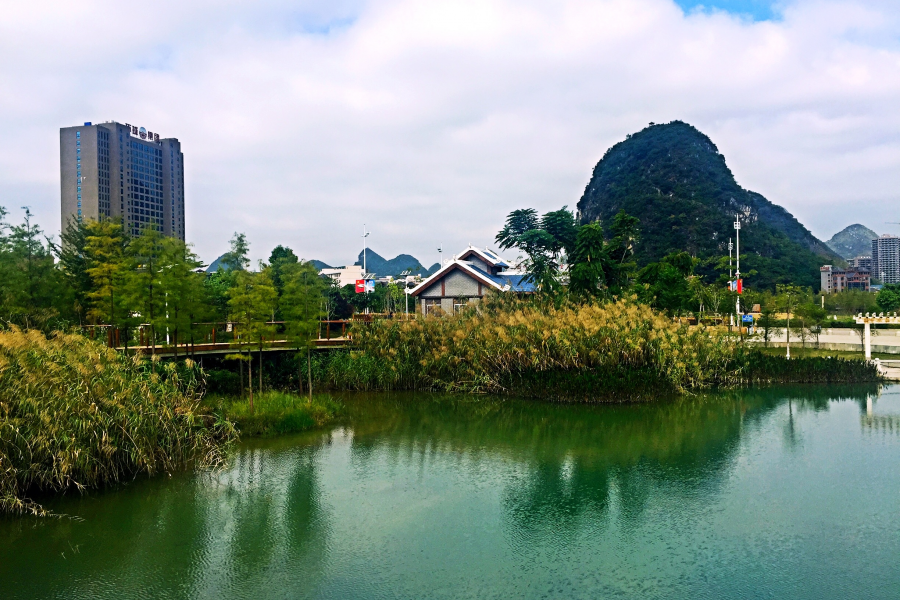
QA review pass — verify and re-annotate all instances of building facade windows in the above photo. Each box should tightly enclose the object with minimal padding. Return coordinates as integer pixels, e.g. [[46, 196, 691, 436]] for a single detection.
[[61, 121, 184, 240]]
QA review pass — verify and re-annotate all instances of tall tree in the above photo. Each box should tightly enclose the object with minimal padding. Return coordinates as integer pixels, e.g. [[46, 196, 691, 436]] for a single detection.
[[0, 208, 62, 327], [568, 223, 608, 299], [221, 232, 250, 272], [281, 261, 327, 397], [268, 245, 299, 318], [55, 218, 92, 325], [84, 219, 127, 330], [124, 225, 166, 354], [228, 269, 277, 408], [495, 207, 574, 293], [602, 210, 640, 293], [157, 237, 205, 357]]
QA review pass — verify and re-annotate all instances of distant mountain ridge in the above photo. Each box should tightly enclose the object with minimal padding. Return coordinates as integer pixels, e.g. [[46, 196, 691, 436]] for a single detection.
[[825, 224, 878, 260], [206, 251, 437, 278], [353, 250, 438, 277], [306, 250, 438, 278], [576, 121, 843, 289]]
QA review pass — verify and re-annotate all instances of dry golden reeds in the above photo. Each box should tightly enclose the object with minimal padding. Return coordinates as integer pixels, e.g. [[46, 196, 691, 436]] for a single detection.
[[336, 295, 742, 399], [0, 327, 235, 516]]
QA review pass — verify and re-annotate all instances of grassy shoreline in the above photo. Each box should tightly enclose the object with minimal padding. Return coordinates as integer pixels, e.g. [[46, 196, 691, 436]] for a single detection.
[[203, 391, 341, 437]]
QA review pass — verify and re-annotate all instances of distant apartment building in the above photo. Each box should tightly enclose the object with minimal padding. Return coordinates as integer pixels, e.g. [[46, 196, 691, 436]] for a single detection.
[[320, 265, 365, 288], [872, 235, 900, 284], [820, 265, 870, 293], [849, 256, 873, 271], [60, 121, 185, 240]]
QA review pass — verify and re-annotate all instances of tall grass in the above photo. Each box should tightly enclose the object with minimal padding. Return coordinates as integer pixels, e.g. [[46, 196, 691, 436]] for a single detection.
[[320, 295, 742, 400], [0, 327, 236, 516], [204, 391, 340, 437], [312, 296, 882, 399]]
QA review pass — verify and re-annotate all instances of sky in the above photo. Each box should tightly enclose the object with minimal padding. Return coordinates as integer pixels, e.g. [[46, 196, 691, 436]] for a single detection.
[[1, 0, 898, 268]]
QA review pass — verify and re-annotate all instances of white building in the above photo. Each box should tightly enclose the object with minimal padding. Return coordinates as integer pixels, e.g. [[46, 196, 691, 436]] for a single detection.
[[320, 265, 366, 288], [872, 235, 900, 285]]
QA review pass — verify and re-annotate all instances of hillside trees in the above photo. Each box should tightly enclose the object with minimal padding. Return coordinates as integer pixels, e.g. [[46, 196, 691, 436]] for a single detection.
[[576, 121, 840, 290]]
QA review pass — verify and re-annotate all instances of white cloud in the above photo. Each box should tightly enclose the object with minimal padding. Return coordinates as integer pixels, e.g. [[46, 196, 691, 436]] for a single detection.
[[0, 0, 898, 266]]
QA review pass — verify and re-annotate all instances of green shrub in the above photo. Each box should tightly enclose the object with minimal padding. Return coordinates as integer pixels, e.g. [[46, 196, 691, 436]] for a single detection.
[[737, 350, 881, 383], [206, 391, 340, 437], [204, 368, 243, 396]]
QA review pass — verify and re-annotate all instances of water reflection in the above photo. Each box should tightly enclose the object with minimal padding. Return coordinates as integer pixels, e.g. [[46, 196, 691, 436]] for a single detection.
[[0, 383, 894, 600], [0, 430, 334, 600]]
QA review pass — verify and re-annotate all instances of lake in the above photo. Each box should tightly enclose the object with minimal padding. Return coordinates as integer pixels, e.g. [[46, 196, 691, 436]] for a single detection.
[[2, 385, 899, 599]]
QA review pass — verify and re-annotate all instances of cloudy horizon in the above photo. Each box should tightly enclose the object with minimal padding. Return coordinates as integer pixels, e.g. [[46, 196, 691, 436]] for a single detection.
[[1, 0, 898, 268]]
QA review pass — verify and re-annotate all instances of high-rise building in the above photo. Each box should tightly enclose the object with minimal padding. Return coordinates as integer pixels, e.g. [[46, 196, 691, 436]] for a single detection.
[[849, 256, 873, 271], [872, 235, 900, 285], [60, 121, 185, 240]]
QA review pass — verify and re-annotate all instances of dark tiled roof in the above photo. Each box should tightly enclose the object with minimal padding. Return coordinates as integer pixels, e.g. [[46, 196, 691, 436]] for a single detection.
[[468, 265, 536, 292]]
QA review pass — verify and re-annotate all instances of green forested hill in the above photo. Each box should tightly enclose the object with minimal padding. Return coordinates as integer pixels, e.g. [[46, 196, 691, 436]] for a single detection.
[[576, 121, 842, 290]]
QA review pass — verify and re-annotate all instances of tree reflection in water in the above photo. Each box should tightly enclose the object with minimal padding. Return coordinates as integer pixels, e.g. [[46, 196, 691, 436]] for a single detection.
[[0, 384, 886, 600], [339, 385, 880, 547]]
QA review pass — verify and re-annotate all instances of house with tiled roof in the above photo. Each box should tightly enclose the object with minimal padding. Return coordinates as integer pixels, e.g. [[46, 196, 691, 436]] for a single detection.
[[408, 246, 535, 315]]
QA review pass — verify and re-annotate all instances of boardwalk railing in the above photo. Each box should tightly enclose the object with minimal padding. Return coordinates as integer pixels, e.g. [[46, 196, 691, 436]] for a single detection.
[[77, 315, 409, 356]]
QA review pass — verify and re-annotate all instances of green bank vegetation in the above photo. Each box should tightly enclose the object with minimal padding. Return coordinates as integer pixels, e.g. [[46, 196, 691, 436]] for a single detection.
[[204, 391, 341, 438], [0, 328, 235, 517], [305, 295, 880, 400]]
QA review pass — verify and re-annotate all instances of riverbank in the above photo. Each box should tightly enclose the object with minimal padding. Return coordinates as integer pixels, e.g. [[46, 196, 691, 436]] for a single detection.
[[203, 391, 341, 437]]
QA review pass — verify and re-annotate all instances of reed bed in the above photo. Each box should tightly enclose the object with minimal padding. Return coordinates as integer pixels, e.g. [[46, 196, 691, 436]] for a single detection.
[[738, 350, 880, 383], [0, 328, 236, 516], [323, 296, 742, 400]]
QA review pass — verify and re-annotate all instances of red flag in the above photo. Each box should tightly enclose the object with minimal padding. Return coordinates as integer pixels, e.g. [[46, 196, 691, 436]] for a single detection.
[[355, 279, 365, 293], [737, 279, 743, 294]]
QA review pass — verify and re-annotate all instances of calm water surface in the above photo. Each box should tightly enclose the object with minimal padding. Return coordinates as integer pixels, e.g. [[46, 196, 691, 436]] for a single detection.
[[2, 385, 900, 599]]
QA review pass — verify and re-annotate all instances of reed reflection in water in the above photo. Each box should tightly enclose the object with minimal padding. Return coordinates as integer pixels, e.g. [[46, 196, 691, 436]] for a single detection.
[[1, 384, 899, 600]]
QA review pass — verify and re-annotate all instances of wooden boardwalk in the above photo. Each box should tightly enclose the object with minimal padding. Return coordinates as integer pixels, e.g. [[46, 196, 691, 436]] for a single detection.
[[117, 337, 349, 357]]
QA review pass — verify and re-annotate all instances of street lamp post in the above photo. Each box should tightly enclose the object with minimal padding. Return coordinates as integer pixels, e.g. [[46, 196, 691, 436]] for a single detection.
[[734, 217, 741, 317], [728, 238, 733, 281], [362, 225, 371, 313], [362, 225, 370, 275]]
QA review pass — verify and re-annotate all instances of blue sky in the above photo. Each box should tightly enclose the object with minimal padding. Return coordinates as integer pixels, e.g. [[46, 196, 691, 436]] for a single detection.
[[675, 0, 779, 21]]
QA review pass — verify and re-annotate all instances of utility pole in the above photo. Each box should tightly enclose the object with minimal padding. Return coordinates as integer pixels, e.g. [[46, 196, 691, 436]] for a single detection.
[[362, 224, 371, 314], [728, 238, 733, 280], [734, 216, 741, 317], [21, 207, 33, 303], [438, 244, 443, 270]]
